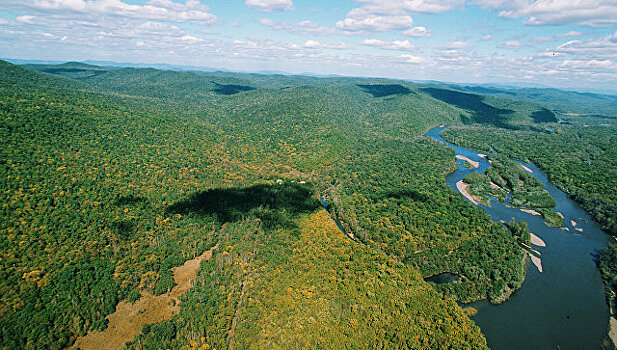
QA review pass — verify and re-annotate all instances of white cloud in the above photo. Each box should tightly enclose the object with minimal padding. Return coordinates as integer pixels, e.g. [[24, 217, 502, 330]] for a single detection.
[[245, 0, 294, 12], [472, 0, 617, 27], [556, 30, 584, 38], [526, 31, 589, 47], [402, 0, 464, 13], [536, 50, 563, 58], [259, 18, 337, 36], [1, 0, 218, 25], [16, 15, 36, 24], [482, 34, 493, 40], [530, 36, 553, 44], [555, 33, 617, 60], [529, 32, 617, 83], [504, 40, 522, 48], [442, 41, 469, 49], [336, 13, 415, 32], [1, 11, 215, 56], [561, 59, 617, 70], [303, 40, 346, 49], [362, 38, 415, 50], [304, 40, 321, 48], [234, 39, 259, 48], [180, 35, 204, 44], [403, 26, 431, 37], [349, 0, 464, 15], [336, 0, 459, 33], [26, 0, 87, 11], [400, 54, 425, 63]]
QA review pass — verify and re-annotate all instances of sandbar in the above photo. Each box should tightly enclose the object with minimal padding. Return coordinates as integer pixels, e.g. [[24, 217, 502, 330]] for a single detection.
[[478, 153, 487, 158], [575, 227, 583, 232], [529, 253, 543, 273], [609, 317, 617, 348], [519, 164, 533, 173], [455, 155, 479, 168], [571, 220, 577, 227], [456, 180, 479, 205], [529, 232, 546, 247], [490, 182, 505, 191], [520, 208, 541, 216]]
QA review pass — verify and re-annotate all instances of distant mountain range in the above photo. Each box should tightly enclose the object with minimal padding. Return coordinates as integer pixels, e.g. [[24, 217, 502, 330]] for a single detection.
[[4, 57, 616, 97]]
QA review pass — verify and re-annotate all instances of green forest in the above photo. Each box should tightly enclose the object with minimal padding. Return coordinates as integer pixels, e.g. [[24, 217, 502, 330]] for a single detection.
[[1, 60, 615, 349]]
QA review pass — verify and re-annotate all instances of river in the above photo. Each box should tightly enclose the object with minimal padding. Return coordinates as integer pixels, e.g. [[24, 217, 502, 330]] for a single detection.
[[425, 126, 610, 349]]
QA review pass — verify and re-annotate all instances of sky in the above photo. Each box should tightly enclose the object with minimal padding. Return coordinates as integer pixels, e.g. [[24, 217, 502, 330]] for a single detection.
[[1, 0, 617, 93]]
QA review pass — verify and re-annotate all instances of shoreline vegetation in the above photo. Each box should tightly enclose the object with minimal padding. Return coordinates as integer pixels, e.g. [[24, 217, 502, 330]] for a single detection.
[[598, 244, 617, 348]]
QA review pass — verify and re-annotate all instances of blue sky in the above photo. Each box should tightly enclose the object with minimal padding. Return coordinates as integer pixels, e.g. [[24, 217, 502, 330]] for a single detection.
[[1, 0, 617, 92]]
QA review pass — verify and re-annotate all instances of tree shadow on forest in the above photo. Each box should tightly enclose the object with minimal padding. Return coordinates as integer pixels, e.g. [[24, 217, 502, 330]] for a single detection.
[[422, 87, 517, 129], [358, 84, 415, 98], [41, 67, 109, 78], [112, 219, 136, 240], [115, 194, 146, 206], [211, 81, 256, 95], [377, 189, 429, 202], [167, 183, 320, 229], [530, 108, 557, 123]]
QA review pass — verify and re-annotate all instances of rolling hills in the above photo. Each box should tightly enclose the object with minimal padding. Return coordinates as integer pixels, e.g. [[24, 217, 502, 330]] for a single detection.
[[1, 59, 614, 349]]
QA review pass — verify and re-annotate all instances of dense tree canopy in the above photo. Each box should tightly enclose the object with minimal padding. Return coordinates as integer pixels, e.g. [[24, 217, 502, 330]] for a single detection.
[[1, 59, 613, 348]]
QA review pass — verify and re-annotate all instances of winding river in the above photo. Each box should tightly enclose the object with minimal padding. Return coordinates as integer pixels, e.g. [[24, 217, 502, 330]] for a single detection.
[[426, 126, 610, 349]]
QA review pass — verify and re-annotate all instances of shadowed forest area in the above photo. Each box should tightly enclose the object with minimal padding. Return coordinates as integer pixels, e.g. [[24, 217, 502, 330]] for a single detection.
[[167, 183, 320, 229], [211, 81, 256, 95], [529, 108, 558, 123], [422, 87, 516, 129], [357, 84, 414, 97]]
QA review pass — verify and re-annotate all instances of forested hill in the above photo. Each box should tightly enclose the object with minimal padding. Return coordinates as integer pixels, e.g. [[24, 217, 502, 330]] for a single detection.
[[0, 60, 594, 349]]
